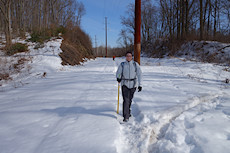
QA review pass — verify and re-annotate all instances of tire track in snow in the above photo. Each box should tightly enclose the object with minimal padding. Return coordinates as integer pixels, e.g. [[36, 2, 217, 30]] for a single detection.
[[116, 93, 222, 153], [148, 93, 221, 143], [115, 59, 224, 153], [149, 94, 227, 153]]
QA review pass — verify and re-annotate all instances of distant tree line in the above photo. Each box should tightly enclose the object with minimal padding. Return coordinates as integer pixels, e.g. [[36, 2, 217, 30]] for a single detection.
[[0, 0, 86, 48], [93, 45, 127, 57], [119, 0, 230, 55]]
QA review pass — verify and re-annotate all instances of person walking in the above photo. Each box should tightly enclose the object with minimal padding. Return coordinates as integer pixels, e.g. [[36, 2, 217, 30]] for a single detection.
[[116, 51, 142, 122]]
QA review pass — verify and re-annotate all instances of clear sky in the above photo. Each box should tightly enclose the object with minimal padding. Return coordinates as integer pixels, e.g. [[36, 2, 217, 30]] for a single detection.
[[80, 0, 133, 48]]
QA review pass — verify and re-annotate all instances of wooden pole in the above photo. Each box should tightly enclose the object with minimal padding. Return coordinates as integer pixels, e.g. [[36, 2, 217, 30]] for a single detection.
[[134, 0, 141, 65], [117, 83, 120, 114]]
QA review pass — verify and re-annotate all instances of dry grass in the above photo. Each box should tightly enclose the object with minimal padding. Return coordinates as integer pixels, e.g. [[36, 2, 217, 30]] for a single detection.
[[59, 40, 85, 65], [0, 73, 11, 81], [2, 43, 29, 56], [0, 56, 30, 85], [13, 58, 29, 72], [59, 26, 94, 66]]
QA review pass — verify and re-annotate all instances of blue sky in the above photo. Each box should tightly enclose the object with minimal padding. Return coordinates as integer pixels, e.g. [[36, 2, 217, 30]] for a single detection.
[[80, 0, 133, 48]]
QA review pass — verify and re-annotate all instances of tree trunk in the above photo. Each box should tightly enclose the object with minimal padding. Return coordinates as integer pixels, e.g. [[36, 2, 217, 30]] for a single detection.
[[181, 0, 185, 39], [213, 0, 217, 39], [207, 0, 211, 39], [177, 0, 180, 39], [0, 0, 12, 48], [200, 0, 203, 40], [185, 0, 189, 38]]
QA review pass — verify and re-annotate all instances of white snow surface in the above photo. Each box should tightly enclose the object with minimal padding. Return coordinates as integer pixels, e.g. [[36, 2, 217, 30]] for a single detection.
[[0, 39, 230, 153]]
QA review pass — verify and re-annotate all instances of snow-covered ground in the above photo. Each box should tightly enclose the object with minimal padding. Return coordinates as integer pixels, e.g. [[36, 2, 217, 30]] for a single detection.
[[0, 37, 63, 90], [176, 41, 230, 65], [0, 39, 230, 153]]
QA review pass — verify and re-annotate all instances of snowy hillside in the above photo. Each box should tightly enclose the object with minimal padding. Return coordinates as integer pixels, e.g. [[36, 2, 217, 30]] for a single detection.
[[0, 39, 230, 153], [0, 37, 63, 90], [176, 41, 230, 65]]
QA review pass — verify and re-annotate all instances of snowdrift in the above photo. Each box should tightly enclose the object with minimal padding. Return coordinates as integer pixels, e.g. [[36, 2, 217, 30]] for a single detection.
[[176, 41, 230, 65]]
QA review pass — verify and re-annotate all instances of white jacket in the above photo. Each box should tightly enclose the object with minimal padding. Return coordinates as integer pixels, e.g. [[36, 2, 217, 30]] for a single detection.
[[116, 60, 142, 89]]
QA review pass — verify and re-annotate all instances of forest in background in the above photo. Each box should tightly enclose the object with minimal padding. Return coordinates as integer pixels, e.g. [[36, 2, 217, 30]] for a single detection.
[[117, 0, 230, 57], [1, 0, 230, 59], [0, 0, 93, 65]]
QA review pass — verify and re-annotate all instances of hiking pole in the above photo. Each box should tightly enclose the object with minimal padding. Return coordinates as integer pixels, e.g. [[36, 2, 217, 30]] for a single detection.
[[117, 83, 120, 114]]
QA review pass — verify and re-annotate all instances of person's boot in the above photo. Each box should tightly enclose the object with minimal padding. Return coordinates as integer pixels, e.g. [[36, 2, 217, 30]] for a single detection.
[[123, 118, 129, 122]]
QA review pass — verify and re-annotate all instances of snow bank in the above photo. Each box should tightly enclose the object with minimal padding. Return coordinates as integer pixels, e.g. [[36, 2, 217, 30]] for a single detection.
[[177, 41, 230, 65], [0, 37, 64, 91]]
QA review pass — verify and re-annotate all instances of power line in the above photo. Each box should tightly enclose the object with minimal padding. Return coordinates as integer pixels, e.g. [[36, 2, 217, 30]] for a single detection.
[[95, 35, 98, 56], [105, 17, 108, 57]]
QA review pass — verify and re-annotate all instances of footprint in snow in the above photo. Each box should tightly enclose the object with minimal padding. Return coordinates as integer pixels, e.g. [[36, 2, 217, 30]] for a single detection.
[[227, 134, 230, 140], [184, 120, 195, 129]]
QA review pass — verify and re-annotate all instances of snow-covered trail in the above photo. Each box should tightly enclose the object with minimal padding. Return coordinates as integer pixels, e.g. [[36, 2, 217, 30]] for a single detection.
[[0, 50, 230, 153], [0, 58, 121, 153], [115, 58, 230, 153]]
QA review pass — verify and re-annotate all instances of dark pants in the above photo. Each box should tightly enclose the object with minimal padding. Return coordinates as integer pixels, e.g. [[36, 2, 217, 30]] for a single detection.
[[122, 85, 136, 119]]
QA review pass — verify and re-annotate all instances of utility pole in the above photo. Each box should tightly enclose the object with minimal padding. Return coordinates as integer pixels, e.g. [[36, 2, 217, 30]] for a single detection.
[[134, 0, 141, 65], [105, 17, 108, 57], [95, 35, 98, 56]]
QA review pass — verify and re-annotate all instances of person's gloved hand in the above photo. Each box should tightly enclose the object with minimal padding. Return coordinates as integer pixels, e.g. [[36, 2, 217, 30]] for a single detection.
[[138, 86, 142, 92], [117, 78, 122, 83]]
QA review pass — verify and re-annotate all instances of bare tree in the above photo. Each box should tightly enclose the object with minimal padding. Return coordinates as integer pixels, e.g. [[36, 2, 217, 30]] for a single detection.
[[75, 1, 86, 26], [0, 0, 12, 47], [118, 29, 133, 51], [121, 3, 135, 36], [142, 0, 157, 45], [120, 1, 159, 52], [200, 0, 203, 40]]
